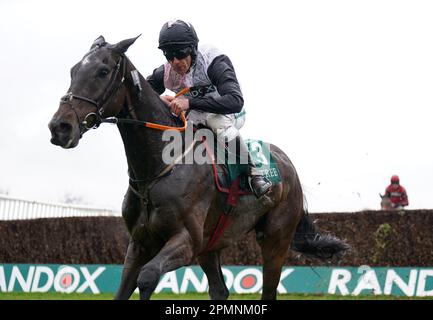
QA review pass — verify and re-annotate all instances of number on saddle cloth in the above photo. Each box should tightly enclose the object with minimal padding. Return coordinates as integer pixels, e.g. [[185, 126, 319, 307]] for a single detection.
[[216, 139, 282, 191], [245, 139, 282, 183]]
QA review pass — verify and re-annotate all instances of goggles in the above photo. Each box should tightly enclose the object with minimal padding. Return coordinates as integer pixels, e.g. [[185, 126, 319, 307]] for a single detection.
[[163, 47, 192, 61]]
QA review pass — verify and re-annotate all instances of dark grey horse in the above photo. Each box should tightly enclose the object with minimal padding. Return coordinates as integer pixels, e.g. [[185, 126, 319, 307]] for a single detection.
[[48, 36, 349, 300]]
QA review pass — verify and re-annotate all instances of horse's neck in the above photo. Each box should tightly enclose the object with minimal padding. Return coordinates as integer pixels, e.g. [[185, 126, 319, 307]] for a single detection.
[[124, 60, 176, 124], [118, 61, 179, 184]]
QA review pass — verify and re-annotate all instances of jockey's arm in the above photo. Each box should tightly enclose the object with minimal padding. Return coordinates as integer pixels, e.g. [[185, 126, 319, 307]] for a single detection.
[[188, 55, 244, 115], [401, 189, 409, 206], [146, 56, 243, 114], [146, 65, 166, 95]]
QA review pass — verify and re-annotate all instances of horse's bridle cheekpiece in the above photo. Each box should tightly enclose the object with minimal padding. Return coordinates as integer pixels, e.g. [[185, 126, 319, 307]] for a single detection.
[[60, 53, 126, 133]]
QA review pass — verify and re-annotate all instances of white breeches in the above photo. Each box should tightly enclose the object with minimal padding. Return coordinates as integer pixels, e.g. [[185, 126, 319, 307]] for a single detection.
[[188, 109, 246, 143]]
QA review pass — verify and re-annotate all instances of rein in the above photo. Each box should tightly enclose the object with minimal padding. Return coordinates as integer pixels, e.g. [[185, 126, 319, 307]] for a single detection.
[[101, 112, 187, 132], [100, 86, 189, 131]]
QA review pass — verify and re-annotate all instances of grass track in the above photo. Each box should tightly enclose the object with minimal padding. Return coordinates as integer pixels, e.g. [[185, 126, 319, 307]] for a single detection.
[[0, 292, 429, 300]]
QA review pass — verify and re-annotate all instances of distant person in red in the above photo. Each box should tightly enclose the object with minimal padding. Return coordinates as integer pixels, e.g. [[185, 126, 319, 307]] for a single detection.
[[384, 175, 409, 209]]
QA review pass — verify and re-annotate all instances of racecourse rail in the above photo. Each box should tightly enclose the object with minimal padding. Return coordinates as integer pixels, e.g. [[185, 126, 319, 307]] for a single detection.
[[0, 195, 120, 220]]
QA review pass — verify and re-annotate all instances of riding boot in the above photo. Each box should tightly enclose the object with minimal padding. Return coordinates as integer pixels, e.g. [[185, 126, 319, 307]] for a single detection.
[[230, 136, 272, 199]]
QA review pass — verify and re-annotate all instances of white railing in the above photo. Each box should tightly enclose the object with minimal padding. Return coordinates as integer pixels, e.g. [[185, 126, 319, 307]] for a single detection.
[[0, 195, 121, 220]]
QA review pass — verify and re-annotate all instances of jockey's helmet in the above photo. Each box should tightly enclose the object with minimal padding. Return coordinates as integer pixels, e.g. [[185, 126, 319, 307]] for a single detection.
[[391, 175, 400, 184], [158, 19, 199, 51]]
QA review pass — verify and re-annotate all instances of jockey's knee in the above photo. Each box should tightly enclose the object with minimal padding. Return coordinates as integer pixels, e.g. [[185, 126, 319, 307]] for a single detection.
[[205, 113, 242, 143], [215, 127, 240, 144], [206, 114, 231, 130]]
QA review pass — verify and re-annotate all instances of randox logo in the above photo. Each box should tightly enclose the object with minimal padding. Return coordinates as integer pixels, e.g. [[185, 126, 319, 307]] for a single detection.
[[0, 265, 105, 293], [2, 264, 433, 296], [153, 267, 295, 294], [328, 267, 433, 296]]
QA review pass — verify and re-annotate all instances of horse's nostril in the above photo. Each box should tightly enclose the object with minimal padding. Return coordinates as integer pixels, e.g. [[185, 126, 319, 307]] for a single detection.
[[58, 122, 72, 133]]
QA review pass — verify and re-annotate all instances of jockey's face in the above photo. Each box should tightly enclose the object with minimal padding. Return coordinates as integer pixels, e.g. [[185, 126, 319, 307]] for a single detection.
[[170, 55, 192, 76]]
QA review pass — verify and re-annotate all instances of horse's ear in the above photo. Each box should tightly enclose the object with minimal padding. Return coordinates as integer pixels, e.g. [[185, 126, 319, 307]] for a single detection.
[[91, 35, 106, 50], [110, 35, 141, 54]]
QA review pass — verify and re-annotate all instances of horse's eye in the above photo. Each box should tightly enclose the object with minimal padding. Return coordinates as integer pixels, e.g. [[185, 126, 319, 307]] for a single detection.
[[98, 68, 110, 78]]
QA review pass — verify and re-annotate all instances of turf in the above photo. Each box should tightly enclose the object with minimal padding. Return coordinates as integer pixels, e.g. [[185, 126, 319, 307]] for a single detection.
[[0, 292, 429, 300]]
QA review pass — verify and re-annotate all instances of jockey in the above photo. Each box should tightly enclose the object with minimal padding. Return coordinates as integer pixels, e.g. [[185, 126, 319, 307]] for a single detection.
[[147, 19, 272, 198], [384, 175, 409, 209]]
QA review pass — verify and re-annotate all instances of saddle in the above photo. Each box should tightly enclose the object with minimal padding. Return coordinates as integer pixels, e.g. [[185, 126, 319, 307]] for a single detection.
[[194, 124, 282, 194]]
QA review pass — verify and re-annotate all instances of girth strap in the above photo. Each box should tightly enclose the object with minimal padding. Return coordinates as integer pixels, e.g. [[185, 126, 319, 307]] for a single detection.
[[200, 176, 240, 254]]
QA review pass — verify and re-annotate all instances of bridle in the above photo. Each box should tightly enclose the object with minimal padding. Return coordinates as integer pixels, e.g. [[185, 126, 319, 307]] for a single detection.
[[59, 53, 126, 135], [59, 51, 187, 135]]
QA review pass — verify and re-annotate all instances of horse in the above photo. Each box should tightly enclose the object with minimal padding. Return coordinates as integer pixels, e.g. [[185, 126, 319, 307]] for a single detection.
[[48, 35, 349, 300], [380, 193, 404, 211], [380, 194, 393, 210]]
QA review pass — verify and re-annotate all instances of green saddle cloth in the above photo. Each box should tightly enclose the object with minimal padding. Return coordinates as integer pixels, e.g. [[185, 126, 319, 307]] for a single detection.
[[218, 139, 282, 187]]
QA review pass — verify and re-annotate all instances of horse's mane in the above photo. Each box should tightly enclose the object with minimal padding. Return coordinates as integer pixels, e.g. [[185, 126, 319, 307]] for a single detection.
[[121, 52, 184, 127]]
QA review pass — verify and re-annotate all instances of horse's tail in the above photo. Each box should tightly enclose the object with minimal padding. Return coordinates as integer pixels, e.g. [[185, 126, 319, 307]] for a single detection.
[[291, 210, 350, 260]]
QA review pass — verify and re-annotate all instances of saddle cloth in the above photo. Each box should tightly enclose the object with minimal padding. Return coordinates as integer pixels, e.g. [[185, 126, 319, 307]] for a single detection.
[[212, 138, 282, 192]]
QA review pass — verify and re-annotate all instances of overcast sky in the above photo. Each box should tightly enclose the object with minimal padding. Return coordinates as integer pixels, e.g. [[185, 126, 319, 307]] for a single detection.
[[0, 0, 432, 213]]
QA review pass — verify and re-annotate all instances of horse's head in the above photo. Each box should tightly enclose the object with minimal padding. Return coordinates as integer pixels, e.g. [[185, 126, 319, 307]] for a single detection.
[[48, 35, 140, 148], [380, 194, 393, 210]]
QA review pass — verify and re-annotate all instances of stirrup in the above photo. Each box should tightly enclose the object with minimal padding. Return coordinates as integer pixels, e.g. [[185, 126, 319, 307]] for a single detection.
[[249, 176, 272, 198]]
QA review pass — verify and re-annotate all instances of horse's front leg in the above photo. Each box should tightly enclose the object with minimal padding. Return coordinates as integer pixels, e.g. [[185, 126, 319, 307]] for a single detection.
[[114, 239, 149, 300], [115, 187, 150, 300], [137, 229, 194, 300], [198, 250, 229, 300]]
